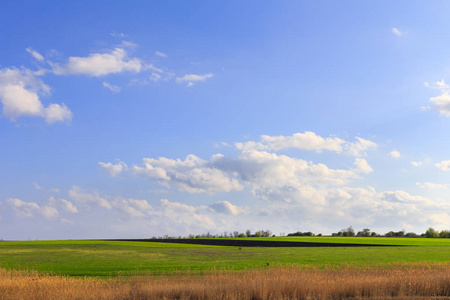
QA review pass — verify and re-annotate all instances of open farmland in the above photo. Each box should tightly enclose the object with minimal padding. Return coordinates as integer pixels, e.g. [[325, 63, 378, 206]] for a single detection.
[[0, 238, 449, 276]]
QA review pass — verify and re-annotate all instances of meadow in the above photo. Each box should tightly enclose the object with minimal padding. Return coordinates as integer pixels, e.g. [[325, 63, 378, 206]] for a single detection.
[[0, 237, 449, 276], [0, 238, 449, 299]]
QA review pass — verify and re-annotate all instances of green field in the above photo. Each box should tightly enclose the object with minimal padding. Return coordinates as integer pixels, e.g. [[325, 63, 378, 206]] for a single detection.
[[0, 238, 448, 276]]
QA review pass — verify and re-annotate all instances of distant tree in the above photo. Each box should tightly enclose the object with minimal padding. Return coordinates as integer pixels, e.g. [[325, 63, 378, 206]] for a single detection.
[[405, 232, 417, 238], [317, 233, 322, 237], [385, 231, 394, 237], [261, 230, 272, 237], [233, 231, 240, 238], [341, 226, 355, 237], [439, 230, 450, 238], [287, 231, 302, 237], [361, 228, 371, 237], [371, 232, 377, 237], [254, 231, 262, 237], [245, 230, 252, 237], [425, 227, 439, 238], [238, 233, 246, 238]]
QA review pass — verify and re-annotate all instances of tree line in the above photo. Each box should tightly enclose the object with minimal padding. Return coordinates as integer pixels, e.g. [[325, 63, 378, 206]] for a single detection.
[[150, 227, 450, 240], [330, 226, 450, 238]]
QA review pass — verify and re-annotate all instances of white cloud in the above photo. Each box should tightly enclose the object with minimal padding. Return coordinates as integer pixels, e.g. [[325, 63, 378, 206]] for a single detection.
[[40, 205, 59, 219], [26, 48, 44, 61], [69, 186, 111, 209], [235, 133, 376, 157], [6, 198, 40, 217], [133, 154, 243, 193], [112, 197, 155, 217], [118, 41, 138, 48], [209, 201, 244, 215], [0, 67, 72, 123], [435, 160, 450, 171], [155, 51, 167, 57], [44, 103, 73, 124], [59, 199, 79, 213], [33, 183, 42, 190], [430, 93, 450, 117], [52, 48, 142, 77], [411, 161, 423, 167], [390, 150, 401, 158], [93, 133, 450, 235], [150, 73, 162, 82], [158, 199, 214, 229], [425, 79, 450, 117], [392, 28, 403, 37], [176, 73, 214, 86], [110, 32, 127, 38], [102, 81, 121, 93], [99, 161, 127, 177], [259, 132, 345, 153], [5, 198, 60, 219], [416, 182, 448, 190], [47, 197, 79, 214], [124, 133, 377, 198], [353, 158, 373, 174], [345, 137, 377, 157]]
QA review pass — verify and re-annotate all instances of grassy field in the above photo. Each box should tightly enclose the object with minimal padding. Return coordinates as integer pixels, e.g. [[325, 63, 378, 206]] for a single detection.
[[0, 237, 449, 276], [245, 236, 450, 246]]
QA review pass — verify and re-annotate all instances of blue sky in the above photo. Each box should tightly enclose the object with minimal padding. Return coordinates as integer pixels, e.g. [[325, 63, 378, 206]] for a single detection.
[[1, 1, 450, 239]]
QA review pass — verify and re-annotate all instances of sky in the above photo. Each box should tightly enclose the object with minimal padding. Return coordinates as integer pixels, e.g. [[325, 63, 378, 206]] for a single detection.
[[1, 1, 450, 240]]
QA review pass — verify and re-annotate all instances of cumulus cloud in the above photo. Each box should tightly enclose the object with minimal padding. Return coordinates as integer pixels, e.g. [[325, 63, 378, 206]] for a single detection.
[[52, 48, 142, 77], [353, 158, 373, 174], [259, 132, 345, 152], [99, 161, 127, 177], [128, 147, 360, 203], [430, 93, 450, 117], [345, 137, 377, 157], [94, 132, 450, 234], [426, 79, 450, 117], [133, 154, 243, 193], [112, 197, 155, 217], [435, 160, 450, 171], [158, 199, 215, 229], [411, 161, 423, 167], [235, 132, 376, 157], [5, 198, 60, 219], [69, 186, 111, 209], [114, 133, 378, 198], [44, 103, 73, 124], [209, 201, 244, 215], [176, 73, 214, 86], [390, 150, 401, 158], [391, 28, 403, 37], [5, 198, 40, 217], [0, 67, 72, 123], [416, 182, 448, 190]]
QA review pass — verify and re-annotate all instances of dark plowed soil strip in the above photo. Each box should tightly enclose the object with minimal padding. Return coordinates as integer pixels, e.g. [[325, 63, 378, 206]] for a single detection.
[[108, 239, 399, 247]]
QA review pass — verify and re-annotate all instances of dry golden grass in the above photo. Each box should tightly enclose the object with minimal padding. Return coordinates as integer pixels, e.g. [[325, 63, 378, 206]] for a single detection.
[[1, 262, 449, 299]]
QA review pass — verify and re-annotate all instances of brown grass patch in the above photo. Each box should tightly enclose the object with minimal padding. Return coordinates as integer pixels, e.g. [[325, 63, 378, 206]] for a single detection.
[[1, 262, 449, 299]]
